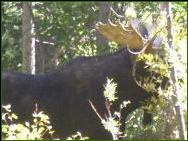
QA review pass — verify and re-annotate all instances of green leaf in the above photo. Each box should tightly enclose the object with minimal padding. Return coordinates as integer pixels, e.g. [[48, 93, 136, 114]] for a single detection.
[[103, 78, 118, 102], [38, 127, 45, 134], [11, 113, 18, 120]]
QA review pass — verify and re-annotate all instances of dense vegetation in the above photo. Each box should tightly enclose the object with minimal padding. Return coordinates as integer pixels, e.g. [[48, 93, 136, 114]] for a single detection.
[[2, 2, 187, 140]]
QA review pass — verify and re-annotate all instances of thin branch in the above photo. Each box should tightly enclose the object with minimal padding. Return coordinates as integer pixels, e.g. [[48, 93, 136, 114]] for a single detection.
[[88, 99, 103, 121], [105, 100, 112, 117]]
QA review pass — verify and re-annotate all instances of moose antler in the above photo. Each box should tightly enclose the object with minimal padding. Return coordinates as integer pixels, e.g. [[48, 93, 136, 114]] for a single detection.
[[96, 19, 144, 50], [96, 19, 164, 54]]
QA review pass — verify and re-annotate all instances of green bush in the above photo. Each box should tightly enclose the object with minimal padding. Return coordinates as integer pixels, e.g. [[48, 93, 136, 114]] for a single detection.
[[2, 104, 89, 140], [2, 104, 55, 140]]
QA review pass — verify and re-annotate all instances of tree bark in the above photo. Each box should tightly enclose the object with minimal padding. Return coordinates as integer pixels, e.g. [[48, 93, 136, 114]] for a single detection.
[[35, 37, 58, 74], [22, 2, 35, 74], [165, 2, 186, 140], [96, 2, 110, 54]]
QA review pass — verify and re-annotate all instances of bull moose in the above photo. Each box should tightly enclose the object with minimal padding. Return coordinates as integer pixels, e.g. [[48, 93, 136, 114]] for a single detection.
[[2, 20, 168, 139]]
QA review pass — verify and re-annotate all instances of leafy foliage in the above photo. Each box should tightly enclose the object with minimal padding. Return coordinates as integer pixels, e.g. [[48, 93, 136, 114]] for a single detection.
[[2, 104, 54, 140], [90, 78, 131, 139], [2, 2, 22, 71], [124, 42, 185, 139], [103, 78, 118, 102], [2, 1, 187, 140], [2, 104, 89, 140], [66, 132, 89, 140]]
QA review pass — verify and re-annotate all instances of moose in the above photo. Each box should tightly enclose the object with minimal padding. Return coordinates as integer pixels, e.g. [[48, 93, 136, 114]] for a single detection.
[[2, 20, 168, 139]]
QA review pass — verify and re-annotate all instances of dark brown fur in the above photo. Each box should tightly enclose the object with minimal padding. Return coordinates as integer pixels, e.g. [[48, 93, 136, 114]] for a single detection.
[[2, 48, 157, 139]]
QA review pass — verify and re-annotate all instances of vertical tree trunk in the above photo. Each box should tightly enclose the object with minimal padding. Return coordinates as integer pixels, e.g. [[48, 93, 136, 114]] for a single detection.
[[35, 39, 57, 74], [96, 2, 111, 54], [35, 40, 45, 74], [165, 2, 186, 140], [22, 2, 35, 74]]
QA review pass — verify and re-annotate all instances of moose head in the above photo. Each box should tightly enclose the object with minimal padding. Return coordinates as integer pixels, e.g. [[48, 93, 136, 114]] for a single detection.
[[95, 19, 170, 138], [95, 19, 169, 94]]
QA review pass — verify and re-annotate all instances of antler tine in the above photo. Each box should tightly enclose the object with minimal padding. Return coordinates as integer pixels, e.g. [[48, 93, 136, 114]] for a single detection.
[[107, 19, 129, 35], [96, 20, 145, 49], [96, 22, 105, 29], [108, 19, 116, 26], [108, 19, 132, 33], [96, 20, 127, 46]]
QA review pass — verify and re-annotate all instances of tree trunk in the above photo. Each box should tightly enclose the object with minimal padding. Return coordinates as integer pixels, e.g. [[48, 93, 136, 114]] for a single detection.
[[35, 38, 57, 74], [35, 40, 45, 74], [22, 2, 35, 74], [165, 2, 186, 140], [96, 2, 110, 54]]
